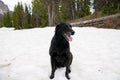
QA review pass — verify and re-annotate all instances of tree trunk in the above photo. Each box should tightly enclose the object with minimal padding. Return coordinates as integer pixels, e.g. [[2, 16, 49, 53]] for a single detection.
[[117, 3, 120, 12], [47, 0, 56, 26]]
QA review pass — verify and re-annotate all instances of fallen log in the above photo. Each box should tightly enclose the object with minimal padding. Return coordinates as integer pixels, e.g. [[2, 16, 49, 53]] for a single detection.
[[71, 13, 120, 27]]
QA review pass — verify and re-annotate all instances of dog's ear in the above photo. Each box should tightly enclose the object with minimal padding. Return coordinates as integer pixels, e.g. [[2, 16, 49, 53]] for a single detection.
[[55, 24, 61, 33], [55, 23, 65, 31]]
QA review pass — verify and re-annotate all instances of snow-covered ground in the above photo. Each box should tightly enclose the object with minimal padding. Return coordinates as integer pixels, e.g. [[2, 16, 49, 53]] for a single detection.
[[0, 27, 120, 80]]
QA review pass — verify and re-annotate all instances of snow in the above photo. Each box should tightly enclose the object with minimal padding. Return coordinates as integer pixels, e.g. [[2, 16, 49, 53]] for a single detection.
[[0, 27, 120, 80]]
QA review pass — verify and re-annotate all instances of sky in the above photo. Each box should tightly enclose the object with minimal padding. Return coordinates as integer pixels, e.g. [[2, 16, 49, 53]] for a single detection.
[[2, 0, 32, 11]]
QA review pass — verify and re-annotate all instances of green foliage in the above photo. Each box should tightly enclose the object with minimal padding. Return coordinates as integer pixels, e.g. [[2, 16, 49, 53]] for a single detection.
[[83, 4, 91, 16], [56, 0, 91, 23], [3, 11, 12, 27], [0, 0, 119, 29], [0, 0, 96, 29], [102, 7, 117, 15], [12, 2, 33, 29], [56, 0, 71, 23], [83, 0, 91, 16], [102, 0, 120, 15], [0, 19, 3, 27], [13, 2, 24, 29], [24, 5, 32, 28], [94, 0, 120, 14], [32, 0, 48, 27]]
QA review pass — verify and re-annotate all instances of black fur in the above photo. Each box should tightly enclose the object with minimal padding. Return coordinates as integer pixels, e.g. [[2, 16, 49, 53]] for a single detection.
[[49, 23, 75, 79]]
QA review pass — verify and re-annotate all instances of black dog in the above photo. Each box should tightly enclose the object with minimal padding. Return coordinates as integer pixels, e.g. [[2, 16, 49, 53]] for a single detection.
[[49, 23, 75, 79]]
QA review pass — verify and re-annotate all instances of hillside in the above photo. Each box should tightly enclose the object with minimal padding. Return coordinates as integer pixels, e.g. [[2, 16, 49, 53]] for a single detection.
[[70, 13, 120, 29], [0, 0, 9, 17]]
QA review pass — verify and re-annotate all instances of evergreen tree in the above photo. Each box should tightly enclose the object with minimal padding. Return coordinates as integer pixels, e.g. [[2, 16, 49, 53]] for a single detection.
[[94, 0, 106, 12], [94, 0, 120, 14], [56, 0, 91, 22], [56, 0, 75, 23], [83, 0, 91, 16], [24, 4, 32, 28], [3, 11, 12, 27], [13, 2, 24, 29], [75, 0, 91, 17], [32, 0, 48, 27], [31, 0, 91, 26], [0, 18, 4, 27], [13, 5, 18, 29]]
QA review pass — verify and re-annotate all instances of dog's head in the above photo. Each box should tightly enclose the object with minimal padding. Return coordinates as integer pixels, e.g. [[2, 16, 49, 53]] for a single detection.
[[55, 23, 75, 41]]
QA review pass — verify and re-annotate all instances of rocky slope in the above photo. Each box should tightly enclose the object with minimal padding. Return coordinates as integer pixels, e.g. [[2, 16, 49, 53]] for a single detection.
[[0, 0, 9, 17]]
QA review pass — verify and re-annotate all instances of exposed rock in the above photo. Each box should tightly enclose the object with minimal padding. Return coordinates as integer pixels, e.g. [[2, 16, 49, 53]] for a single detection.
[[0, 0, 9, 17]]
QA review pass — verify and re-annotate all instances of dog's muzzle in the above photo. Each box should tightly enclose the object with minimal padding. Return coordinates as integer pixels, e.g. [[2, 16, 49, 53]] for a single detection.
[[64, 31, 75, 42]]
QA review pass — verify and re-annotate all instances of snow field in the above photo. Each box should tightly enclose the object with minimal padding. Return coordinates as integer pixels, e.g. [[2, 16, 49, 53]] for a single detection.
[[0, 27, 120, 80]]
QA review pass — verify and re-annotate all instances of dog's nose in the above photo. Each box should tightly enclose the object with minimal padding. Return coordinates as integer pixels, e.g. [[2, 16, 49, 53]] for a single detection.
[[71, 31, 75, 35]]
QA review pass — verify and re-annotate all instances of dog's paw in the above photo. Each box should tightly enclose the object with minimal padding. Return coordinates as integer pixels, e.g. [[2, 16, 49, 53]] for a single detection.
[[50, 75, 54, 79], [66, 76, 70, 80], [65, 74, 70, 80], [68, 69, 71, 73]]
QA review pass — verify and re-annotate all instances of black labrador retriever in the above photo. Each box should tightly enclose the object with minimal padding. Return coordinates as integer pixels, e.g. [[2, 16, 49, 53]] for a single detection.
[[49, 23, 75, 79]]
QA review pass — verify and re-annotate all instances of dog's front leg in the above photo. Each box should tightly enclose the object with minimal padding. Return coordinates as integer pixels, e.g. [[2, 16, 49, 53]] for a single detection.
[[50, 67, 56, 79], [65, 66, 70, 79], [50, 58, 56, 79]]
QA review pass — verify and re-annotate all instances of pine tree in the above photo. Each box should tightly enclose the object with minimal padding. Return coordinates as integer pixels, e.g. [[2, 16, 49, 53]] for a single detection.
[[13, 2, 24, 29], [56, 0, 91, 22], [31, 0, 91, 26], [83, 0, 91, 16], [24, 4, 32, 28], [56, 0, 73, 23], [3, 11, 12, 27], [94, 0, 120, 14], [32, 0, 48, 27], [0, 18, 4, 27]]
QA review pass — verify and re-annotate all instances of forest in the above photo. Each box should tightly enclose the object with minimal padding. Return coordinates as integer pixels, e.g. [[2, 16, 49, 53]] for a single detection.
[[0, 0, 120, 29]]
